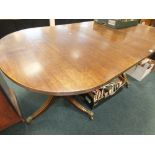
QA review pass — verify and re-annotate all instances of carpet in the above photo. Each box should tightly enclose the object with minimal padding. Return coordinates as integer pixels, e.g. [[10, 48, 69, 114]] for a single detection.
[[1, 72, 155, 135]]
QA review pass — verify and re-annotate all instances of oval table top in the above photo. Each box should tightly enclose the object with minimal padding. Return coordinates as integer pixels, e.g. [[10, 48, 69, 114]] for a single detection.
[[0, 22, 155, 96]]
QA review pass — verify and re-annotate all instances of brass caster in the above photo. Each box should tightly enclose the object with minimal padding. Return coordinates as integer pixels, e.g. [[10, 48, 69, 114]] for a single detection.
[[89, 111, 94, 120], [26, 116, 33, 124], [90, 116, 94, 120]]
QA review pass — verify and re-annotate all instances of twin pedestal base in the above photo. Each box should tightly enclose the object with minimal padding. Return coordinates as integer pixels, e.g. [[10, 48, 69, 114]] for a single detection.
[[26, 96, 94, 123], [26, 73, 129, 123]]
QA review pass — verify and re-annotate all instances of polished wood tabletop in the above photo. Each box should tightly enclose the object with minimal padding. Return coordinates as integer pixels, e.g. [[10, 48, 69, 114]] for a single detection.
[[0, 22, 155, 96]]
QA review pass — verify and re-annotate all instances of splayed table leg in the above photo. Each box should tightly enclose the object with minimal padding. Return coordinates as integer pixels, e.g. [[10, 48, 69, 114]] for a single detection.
[[26, 96, 55, 123], [65, 96, 94, 120]]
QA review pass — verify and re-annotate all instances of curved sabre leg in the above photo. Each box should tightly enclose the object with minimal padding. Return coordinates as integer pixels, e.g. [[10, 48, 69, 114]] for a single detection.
[[26, 96, 55, 123], [65, 96, 94, 120]]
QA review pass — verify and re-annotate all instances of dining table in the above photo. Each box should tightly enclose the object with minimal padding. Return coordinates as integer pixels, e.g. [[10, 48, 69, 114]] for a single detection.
[[0, 21, 155, 123]]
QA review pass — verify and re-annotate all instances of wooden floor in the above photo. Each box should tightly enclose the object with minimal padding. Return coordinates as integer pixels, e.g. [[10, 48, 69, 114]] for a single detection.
[[0, 88, 21, 132]]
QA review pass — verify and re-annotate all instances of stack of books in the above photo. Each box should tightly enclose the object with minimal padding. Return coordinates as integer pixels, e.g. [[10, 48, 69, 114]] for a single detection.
[[83, 74, 127, 108]]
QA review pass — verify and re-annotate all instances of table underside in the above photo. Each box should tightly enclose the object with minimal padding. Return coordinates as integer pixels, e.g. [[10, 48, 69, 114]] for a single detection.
[[25, 73, 129, 123]]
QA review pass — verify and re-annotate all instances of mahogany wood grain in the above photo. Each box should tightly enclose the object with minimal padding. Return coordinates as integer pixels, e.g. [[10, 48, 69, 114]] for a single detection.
[[0, 22, 155, 96]]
